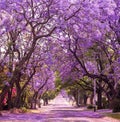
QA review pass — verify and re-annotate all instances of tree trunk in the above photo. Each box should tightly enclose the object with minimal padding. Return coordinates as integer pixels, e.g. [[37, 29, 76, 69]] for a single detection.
[[14, 92, 22, 108], [97, 88, 102, 109], [31, 92, 38, 109], [83, 94, 88, 105], [90, 93, 94, 104], [7, 89, 12, 109], [38, 95, 41, 108]]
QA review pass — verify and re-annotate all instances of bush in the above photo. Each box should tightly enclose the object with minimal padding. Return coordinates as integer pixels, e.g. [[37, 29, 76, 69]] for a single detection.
[[102, 97, 109, 109], [10, 108, 21, 113], [87, 104, 94, 109], [20, 107, 28, 113], [111, 98, 120, 113]]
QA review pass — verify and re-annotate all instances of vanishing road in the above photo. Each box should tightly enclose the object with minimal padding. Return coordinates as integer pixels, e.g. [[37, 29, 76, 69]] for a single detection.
[[0, 94, 119, 122]]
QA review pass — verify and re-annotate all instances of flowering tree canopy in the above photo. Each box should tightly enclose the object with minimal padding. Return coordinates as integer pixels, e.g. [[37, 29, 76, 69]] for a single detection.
[[0, 0, 119, 110]]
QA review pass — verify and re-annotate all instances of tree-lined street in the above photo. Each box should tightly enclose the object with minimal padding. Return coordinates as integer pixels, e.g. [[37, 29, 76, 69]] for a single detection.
[[0, 94, 119, 122], [0, 0, 120, 121]]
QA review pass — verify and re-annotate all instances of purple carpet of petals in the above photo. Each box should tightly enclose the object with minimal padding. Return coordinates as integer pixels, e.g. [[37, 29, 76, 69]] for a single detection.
[[0, 95, 119, 122]]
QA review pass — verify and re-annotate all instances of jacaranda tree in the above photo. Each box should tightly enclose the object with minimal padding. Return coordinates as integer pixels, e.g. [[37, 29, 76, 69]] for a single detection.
[[0, 0, 119, 112]]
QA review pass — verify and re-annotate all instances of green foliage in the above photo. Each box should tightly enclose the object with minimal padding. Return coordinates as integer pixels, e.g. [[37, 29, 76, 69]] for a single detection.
[[11, 107, 28, 113], [54, 71, 64, 94], [21, 85, 34, 108], [107, 113, 120, 120], [48, 90, 58, 99], [54, 71, 62, 90], [42, 90, 58, 100], [63, 78, 91, 97], [102, 97, 109, 109], [20, 107, 28, 113], [0, 65, 9, 89]]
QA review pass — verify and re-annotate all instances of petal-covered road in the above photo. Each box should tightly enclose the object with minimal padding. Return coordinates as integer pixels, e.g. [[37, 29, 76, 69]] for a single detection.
[[0, 94, 119, 122]]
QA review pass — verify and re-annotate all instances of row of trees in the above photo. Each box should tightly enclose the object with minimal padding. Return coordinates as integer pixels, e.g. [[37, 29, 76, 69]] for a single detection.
[[0, 0, 58, 110], [0, 0, 120, 112]]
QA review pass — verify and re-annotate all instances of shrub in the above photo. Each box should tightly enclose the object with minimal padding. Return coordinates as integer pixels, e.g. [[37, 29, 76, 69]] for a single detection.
[[111, 98, 120, 113], [10, 108, 21, 113], [20, 107, 28, 113], [87, 104, 94, 109], [102, 97, 109, 109]]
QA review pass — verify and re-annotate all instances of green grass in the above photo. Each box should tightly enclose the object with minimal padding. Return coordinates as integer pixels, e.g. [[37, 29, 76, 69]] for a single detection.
[[107, 113, 120, 120]]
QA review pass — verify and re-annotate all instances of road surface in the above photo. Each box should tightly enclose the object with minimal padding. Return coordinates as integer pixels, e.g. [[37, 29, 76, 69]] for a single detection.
[[0, 94, 119, 122]]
